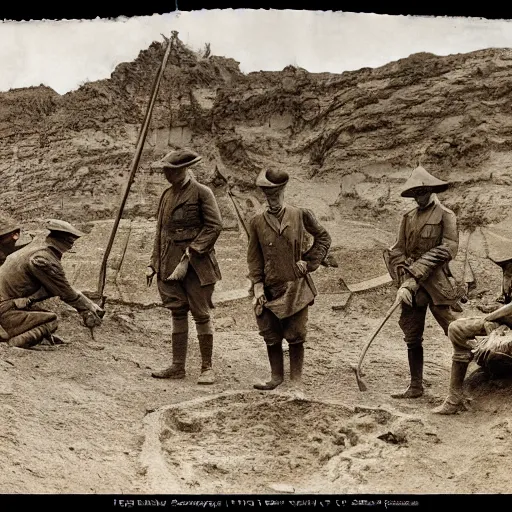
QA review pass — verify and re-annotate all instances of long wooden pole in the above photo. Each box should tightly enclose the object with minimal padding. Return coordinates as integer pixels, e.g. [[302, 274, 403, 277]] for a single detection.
[[95, 32, 177, 307]]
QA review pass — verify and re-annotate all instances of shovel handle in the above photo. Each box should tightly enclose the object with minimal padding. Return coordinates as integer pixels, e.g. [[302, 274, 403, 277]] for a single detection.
[[355, 299, 401, 374]]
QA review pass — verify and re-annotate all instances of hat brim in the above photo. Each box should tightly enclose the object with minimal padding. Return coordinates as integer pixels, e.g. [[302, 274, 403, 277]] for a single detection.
[[151, 155, 202, 171], [49, 229, 83, 238], [256, 169, 289, 188], [401, 184, 449, 198], [0, 227, 20, 238]]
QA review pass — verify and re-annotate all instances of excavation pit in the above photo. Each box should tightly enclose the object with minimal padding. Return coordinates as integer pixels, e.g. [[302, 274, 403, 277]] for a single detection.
[[141, 391, 421, 494]]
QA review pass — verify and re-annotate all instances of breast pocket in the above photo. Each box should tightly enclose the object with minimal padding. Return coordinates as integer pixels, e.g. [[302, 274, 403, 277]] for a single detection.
[[420, 223, 442, 240], [183, 202, 200, 222]]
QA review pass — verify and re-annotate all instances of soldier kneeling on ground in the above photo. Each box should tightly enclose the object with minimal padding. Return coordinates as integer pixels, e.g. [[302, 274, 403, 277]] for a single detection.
[[433, 300, 512, 415], [0, 219, 104, 349]]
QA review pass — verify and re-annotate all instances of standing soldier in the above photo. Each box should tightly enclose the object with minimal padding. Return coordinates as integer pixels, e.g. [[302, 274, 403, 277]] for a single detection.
[[148, 149, 223, 385], [384, 166, 461, 399], [0, 219, 104, 349], [248, 168, 331, 394]]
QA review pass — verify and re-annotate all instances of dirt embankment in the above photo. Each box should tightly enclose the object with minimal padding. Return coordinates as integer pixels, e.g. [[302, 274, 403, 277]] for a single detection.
[[2, 41, 512, 231]]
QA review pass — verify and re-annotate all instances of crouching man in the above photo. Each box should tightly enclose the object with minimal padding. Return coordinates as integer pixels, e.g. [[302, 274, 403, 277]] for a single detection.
[[248, 168, 331, 395], [434, 301, 512, 415], [0, 219, 104, 349]]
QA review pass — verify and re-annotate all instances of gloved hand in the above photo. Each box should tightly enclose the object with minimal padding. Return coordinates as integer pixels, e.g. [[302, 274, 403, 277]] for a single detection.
[[396, 278, 419, 306], [252, 282, 267, 316], [13, 298, 33, 310], [81, 310, 103, 329], [396, 287, 414, 306], [296, 260, 308, 276], [146, 266, 156, 287]]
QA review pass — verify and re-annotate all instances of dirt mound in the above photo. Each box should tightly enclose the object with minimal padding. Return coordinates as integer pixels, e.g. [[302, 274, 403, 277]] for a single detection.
[[142, 391, 443, 494]]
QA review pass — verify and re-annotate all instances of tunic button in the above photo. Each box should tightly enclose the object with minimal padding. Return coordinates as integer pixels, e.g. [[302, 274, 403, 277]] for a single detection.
[[269, 242, 273, 246]]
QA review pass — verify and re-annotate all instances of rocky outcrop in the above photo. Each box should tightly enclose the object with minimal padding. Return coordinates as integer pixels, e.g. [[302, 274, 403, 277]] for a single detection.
[[2, 39, 512, 232]]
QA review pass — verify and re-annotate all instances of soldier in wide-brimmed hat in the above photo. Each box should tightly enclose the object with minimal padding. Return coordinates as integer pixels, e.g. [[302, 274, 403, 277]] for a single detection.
[[247, 168, 331, 396], [384, 165, 462, 400], [0, 219, 104, 349], [148, 149, 223, 385]]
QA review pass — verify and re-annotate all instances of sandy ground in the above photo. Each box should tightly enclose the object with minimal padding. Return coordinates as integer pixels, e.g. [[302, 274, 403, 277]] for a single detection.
[[1, 284, 511, 494]]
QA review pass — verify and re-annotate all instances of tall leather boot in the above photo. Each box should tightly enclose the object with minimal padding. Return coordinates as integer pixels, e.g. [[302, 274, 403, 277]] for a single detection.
[[8, 324, 53, 349], [432, 361, 470, 415], [289, 342, 306, 399], [289, 342, 304, 384], [391, 346, 424, 398], [151, 333, 188, 379], [197, 334, 215, 385], [254, 343, 284, 390]]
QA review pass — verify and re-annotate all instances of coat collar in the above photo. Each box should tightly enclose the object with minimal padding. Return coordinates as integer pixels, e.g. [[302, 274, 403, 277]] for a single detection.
[[263, 205, 293, 234]]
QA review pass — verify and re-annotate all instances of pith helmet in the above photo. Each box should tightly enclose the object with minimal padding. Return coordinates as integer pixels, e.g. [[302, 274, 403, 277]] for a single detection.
[[0, 220, 20, 238], [151, 149, 202, 171], [46, 219, 84, 238], [401, 166, 450, 198], [256, 169, 289, 189]]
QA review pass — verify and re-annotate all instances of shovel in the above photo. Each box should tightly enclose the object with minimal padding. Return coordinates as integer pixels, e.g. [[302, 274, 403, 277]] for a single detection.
[[351, 298, 401, 391]]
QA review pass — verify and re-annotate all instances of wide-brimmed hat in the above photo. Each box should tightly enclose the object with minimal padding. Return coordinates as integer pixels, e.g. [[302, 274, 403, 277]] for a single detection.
[[0, 220, 20, 238], [401, 166, 450, 197], [46, 219, 84, 238], [256, 169, 289, 189], [151, 149, 202, 171]]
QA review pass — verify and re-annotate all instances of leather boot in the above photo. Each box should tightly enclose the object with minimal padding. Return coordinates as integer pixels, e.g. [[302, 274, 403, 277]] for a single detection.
[[197, 334, 215, 385], [151, 333, 188, 379], [432, 361, 470, 415], [254, 343, 284, 390], [289, 342, 306, 399], [8, 324, 53, 349], [392, 346, 424, 398], [289, 343, 304, 384]]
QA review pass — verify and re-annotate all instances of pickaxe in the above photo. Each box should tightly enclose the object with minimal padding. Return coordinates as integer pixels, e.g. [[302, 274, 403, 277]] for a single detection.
[[83, 32, 177, 317], [351, 298, 402, 391], [82, 32, 177, 340]]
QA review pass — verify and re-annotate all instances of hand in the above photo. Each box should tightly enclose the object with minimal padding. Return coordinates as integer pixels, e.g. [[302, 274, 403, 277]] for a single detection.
[[484, 321, 501, 336], [82, 310, 102, 329], [146, 266, 156, 287], [296, 260, 308, 276], [253, 282, 267, 306], [90, 302, 105, 319], [396, 286, 414, 306], [13, 298, 33, 310]]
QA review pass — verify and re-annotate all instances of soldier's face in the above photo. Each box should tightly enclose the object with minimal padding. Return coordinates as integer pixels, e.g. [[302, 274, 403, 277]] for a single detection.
[[164, 168, 188, 185], [414, 191, 432, 208], [263, 187, 285, 210], [502, 262, 512, 303], [0, 231, 19, 247], [54, 233, 79, 252]]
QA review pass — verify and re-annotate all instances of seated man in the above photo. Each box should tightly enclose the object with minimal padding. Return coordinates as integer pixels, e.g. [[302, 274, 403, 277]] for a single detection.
[[0, 219, 104, 349], [433, 300, 512, 414]]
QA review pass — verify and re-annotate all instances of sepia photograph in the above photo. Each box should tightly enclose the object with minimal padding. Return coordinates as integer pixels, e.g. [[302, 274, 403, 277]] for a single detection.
[[1, 6, 512, 501]]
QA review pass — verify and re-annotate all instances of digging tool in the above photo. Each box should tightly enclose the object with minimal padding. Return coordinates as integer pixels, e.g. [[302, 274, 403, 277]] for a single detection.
[[86, 32, 177, 311], [351, 298, 402, 392], [215, 166, 250, 238]]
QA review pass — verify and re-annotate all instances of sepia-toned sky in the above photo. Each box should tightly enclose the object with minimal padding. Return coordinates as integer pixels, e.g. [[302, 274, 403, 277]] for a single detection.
[[1, 9, 512, 95]]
